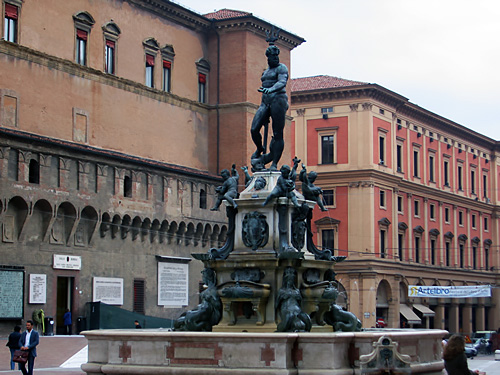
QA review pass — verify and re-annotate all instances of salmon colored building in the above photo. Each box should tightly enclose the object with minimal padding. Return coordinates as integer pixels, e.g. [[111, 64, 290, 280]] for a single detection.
[[0, 0, 303, 334], [291, 75, 500, 333]]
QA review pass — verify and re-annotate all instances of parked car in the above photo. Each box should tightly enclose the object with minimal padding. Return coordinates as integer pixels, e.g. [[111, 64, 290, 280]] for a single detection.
[[464, 343, 478, 358]]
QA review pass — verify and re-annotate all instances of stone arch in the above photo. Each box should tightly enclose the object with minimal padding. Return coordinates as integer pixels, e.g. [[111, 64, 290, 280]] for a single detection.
[[177, 221, 186, 245], [185, 222, 195, 246], [141, 218, 151, 242], [111, 214, 121, 238], [5, 196, 29, 242], [25, 199, 52, 243], [159, 220, 169, 243], [121, 214, 131, 239], [376, 279, 392, 326], [194, 223, 204, 247], [100, 212, 111, 238], [218, 225, 228, 247], [52, 201, 77, 245], [210, 225, 220, 248], [202, 224, 211, 247], [399, 279, 409, 304], [76, 205, 98, 246], [131, 216, 142, 241], [168, 221, 178, 245], [150, 219, 160, 243]]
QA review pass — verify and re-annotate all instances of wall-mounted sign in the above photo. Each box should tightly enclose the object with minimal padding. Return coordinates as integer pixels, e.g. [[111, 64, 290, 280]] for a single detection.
[[29, 274, 46, 304], [93, 277, 123, 305], [0, 269, 24, 318], [53, 255, 81, 270], [158, 262, 189, 307]]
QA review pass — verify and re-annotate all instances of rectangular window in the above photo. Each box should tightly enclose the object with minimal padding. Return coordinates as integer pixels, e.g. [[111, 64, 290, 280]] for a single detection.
[[430, 203, 435, 220], [458, 165, 463, 190], [431, 239, 436, 265], [472, 214, 476, 229], [198, 72, 206, 103], [162, 60, 171, 92], [105, 39, 115, 74], [321, 135, 334, 164], [323, 189, 334, 206], [471, 170, 476, 194], [321, 107, 333, 113], [444, 160, 449, 186], [472, 246, 477, 269], [414, 200, 419, 217], [145, 54, 155, 88], [484, 217, 488, 231], [133, 279, 145, 314], [459, 244, 464, 268], [459, 211, 463, 225], [398, 233, 404, 261], [396, 144, 403, 172], [415, 236, 420, 263], [379, 190, 386, 208], [379, 136, 385, 164], [413, 150, 419, 177], [445, 242, 450, 266], [380, 229, 386, 258], [485, 248, 489, 270], [429, 155, 435, 182], [4, 3, 17, 43], [76, 29, 87, 66], [483, 174, 488, 198], [445, 207, 450, 223], [397, 195, 403, 213], [322, 229, 335, 253]]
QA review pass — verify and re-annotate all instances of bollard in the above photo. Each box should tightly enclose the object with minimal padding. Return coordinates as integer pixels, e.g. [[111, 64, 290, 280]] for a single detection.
[[495, 349, 500, 361]]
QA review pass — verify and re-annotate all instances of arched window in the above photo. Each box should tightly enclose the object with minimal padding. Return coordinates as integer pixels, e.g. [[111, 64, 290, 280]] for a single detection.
[[199, 189, 207, 209], [29, 159, 40, 184], [124, 175, 132, 197]]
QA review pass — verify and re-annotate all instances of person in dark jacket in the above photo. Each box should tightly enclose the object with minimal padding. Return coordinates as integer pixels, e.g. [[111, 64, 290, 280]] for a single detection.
[[6, 325, 21, 370], [443, 334, 480, 375], [63, 309, 72, 335], [18, 320, 39, 375]]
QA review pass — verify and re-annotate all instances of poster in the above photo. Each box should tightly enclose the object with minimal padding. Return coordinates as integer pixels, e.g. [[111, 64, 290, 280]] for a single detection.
[[158, 262, 189, 307], [29, 274, 46, 304], [93, 277, 123, 305], [0, 269, 24, 318], [408, 285, 491, 298]]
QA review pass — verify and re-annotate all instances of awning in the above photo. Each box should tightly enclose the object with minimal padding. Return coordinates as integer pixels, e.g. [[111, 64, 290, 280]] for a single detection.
[[413, 303, 435, 317], [400, 304, 421, 325]]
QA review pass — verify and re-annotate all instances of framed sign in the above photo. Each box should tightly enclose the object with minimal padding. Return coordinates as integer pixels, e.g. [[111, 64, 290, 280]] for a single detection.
[[93, 277, 123, 305], [53, 255, 82, 270], [157, 261, 189, 307], [29, 274, 46, 304], [0, 269, 24, 319]]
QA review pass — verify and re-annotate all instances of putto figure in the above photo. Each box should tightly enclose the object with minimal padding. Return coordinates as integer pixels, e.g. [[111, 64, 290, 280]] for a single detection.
[[299, 164, 328, 211], [211, 164, 239, 211], [251, 28, 289, 171], [263, 157, 300, 208]]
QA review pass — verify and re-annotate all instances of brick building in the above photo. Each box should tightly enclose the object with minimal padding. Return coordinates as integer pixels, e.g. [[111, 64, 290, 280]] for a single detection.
[[291, 75, 500, 333], [0, 0, 302, 334]]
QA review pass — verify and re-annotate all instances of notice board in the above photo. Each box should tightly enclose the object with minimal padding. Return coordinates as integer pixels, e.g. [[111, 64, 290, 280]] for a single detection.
[[0, 269, 24, 319]]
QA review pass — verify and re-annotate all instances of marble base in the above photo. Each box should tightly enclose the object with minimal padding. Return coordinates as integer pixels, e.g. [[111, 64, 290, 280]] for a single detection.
[[81, 329, 446, 375]]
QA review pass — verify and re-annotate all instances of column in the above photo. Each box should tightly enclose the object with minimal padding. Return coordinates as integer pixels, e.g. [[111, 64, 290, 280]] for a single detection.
[[462, 304, 473, 335], [434, 302, 445, 329], [475, 301, 485, 331], [449, 303, 459, 333]]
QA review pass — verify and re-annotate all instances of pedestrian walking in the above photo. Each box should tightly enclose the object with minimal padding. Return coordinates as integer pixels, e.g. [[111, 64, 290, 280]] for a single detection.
[[6, 325, 21, 370], [18, 320, 39, 375]]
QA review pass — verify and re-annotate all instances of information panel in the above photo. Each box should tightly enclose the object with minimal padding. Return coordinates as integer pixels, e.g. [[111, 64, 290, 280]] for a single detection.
[[93, 277, 123, 305], [158, 262, 189, 307], [0, 269, 24, 319], [29, 274, 46, 304]]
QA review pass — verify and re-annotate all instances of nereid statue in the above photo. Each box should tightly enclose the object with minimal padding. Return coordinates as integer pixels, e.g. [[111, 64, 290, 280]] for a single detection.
[[263, 157, 300, 208], [299, 164, 328, 211], [211, 164, 239, 211], [174, 268, 222, 331]]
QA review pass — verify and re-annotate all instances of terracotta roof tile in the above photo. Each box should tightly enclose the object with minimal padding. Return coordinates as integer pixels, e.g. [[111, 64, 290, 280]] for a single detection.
[[291, 75, 367, 92], [203, 9, 251, 20]]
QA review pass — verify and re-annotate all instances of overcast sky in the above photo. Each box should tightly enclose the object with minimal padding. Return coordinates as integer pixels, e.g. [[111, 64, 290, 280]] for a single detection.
[[175, 0, 500, 140]]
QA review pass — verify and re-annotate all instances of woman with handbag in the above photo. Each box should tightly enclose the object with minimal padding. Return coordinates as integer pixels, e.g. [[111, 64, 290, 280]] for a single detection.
[[6, 325, 21, 370]]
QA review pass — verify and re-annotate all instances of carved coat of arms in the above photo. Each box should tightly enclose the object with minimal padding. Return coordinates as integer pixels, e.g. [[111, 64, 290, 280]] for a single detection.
[[242, 211, 268, 250]]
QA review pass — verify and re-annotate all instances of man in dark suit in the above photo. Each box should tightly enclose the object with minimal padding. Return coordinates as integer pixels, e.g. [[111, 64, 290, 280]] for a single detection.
[[18, 320, 39, 375]]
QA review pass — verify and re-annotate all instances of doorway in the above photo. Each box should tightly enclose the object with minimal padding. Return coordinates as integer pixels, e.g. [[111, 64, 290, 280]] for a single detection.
[[56, 277, 74, 335]]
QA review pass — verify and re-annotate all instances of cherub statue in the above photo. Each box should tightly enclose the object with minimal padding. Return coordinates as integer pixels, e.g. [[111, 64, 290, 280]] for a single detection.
[[299, 164, 328, 211], [263, 157, 300, 208], [211, 164, 239, 211]]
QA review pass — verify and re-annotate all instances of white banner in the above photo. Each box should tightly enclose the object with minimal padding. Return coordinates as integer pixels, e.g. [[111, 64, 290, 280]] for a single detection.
[[408, 285, 491, 298]]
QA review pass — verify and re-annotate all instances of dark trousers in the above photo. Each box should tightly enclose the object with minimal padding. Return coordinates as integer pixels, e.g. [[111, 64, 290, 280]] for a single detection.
[[65, 324, 72, 335], [9, 348, 20, 370], [20, 353, 35, 375]]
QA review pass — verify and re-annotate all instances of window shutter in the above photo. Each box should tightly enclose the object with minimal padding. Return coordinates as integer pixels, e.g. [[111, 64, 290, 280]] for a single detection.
[[5, 3, 18, 19], [133, 279, 145, 315], [106, 39, 115, 48], [163, 60, 171, 69], [76, 29, 88, 41], [198, 73, 206, 84], [146, 54, 155, 66]]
